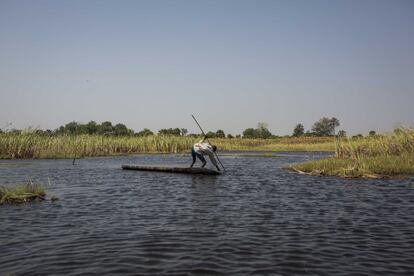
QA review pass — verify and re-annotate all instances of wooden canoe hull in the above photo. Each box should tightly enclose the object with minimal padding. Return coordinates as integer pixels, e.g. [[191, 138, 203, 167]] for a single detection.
[[122, 165, 220, 175]]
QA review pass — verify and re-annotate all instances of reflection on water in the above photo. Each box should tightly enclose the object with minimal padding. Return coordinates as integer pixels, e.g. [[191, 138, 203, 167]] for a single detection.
[[1, 152, 414, 275]]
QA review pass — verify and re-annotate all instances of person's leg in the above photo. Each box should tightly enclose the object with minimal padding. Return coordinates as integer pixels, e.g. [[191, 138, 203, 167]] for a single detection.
[[197, 154, 206, 168]]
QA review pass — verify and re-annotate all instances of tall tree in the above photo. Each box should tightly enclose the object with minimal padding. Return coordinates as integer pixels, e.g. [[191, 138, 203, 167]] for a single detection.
[[338, 130, 347, 137], [85, 121, 98, 134], [216, 129, 225, 138], [329, 117, 340, 135], [180, 128, 188, 136], [312, 117, 340, 136], [292, 123, 305, 137], [255, 122, 272, 139], [136, 128, 153, 136], [99, 121, 113, 134], [113, 123, 131, 136], [242, 128, 255, 138]]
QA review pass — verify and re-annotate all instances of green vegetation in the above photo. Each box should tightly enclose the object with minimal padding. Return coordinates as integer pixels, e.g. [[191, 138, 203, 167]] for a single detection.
[[0, 181, 46, 205], [292, 117, 345, 137], [0, 133, 335, 159], [56, 121, 134, 136], [292, 128, 414, 178], [243, 122, 273, 139], [293, 123, 305, 137]]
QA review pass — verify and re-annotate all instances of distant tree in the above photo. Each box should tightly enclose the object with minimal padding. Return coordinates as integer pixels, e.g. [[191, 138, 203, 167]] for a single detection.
[[206, 131, 216, 138], [35, 129, 45, 135], [329, 117, 340, 135], [56, 126, 65, 134], [136, 128, 153, 136], [78, 124, 88, 134], [99, 121, 113, 134], [216, 129, 225, 138], [312, 117, 340, 136], [64, 121, 79, 134], [242, 123, 272, 139], [85, 121, 98, 134], [242, 128, 255, 138], [0, 128, 3, 134], [158, 129, 167, 135], [369, 130, 376, 137], [227, 134, 234, 139], [352, 134, 364, 138], [180, 128, 188, 136], [158, 128, 181, 136], [337, 130, 347, 137], [304, 130, 316, 137], [292, 123, 305, 137], [113, 123, 131, 136], [255, 122, 272, 139], [235, 134, 241, 138]]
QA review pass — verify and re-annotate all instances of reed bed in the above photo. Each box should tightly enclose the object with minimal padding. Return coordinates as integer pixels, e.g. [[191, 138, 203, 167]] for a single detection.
[[0, 134, 334, 159], [293, 129, 414, 178], [213, 137, 334, 152], [0, 180, 45, 205]]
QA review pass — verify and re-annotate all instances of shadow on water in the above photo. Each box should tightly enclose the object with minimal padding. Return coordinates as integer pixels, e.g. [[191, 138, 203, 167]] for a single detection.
[[1, 152, 414, 275]]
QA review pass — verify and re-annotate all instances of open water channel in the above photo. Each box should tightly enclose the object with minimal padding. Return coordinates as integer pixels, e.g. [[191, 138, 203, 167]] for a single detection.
[[1, 152, 413, 275]]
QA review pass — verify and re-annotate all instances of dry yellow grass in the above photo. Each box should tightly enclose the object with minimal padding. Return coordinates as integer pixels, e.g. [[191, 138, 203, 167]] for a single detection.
[[0, 133, 334, 159]]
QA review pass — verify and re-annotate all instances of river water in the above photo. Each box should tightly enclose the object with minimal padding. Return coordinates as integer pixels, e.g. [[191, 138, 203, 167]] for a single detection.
[[1, 152, 413, 275]]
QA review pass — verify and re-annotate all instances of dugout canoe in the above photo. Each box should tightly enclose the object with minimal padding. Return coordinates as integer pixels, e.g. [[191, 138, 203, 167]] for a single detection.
[[121, 165, 221, 175]]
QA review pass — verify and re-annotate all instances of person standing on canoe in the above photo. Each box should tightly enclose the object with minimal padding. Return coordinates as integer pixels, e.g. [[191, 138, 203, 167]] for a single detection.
[[190, 137, 220, 171]]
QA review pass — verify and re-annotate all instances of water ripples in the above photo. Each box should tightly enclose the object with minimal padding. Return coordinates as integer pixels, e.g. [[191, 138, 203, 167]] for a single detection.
[[1, 153, 414, 275]]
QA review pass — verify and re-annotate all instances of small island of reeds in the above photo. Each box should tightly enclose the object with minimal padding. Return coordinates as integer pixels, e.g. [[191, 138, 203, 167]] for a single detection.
[[0, 181, 46, 205], [292, 128, 414, 178]]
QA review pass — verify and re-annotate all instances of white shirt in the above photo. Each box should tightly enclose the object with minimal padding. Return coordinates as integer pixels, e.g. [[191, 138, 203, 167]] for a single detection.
[[193, 139, 218, 167]]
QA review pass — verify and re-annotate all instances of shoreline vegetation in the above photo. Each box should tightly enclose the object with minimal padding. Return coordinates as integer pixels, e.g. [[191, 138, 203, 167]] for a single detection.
[[291, 128, 414, 178], [1, 125, 413, 178], [0, 133, 334, 159], [0, 180, 46, 205], [0, 117, 341, 159]]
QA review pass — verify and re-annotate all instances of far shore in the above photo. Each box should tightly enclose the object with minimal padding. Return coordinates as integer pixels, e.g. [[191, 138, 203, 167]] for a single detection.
[[2, 130, 413, 179]]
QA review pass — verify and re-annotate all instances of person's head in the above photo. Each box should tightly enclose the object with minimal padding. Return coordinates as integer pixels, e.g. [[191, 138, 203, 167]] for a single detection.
[[212, 145, 217, 152]]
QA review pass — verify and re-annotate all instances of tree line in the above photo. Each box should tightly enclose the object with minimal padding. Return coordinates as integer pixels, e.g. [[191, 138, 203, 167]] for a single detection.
[[293, 117, 342, 137], [0, 118, 380, 138]]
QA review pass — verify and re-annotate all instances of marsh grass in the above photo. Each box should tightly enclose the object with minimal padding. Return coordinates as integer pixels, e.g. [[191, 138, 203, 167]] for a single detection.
[[293, 129, 414, 178], [0, 134, 335, 159], [0, 180, 46, 204]]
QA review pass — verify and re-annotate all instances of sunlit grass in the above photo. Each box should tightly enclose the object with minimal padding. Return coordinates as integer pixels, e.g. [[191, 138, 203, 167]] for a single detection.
[[0, 180, 46, 205], [0, 134, 335, 159], [292, 128, 414, 178]]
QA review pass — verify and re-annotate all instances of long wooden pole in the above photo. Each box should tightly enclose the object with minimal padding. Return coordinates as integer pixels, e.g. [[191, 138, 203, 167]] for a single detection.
[[191, 115, 226, 172]]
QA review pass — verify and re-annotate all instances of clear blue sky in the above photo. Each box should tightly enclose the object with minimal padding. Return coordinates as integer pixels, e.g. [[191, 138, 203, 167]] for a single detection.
[[1, 0, 413, 135]]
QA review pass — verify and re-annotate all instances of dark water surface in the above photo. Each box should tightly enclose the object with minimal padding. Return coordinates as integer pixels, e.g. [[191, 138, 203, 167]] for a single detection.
[[1, 153, 414, 275]]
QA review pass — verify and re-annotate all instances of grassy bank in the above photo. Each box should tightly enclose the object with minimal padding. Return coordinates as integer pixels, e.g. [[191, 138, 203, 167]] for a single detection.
[[0, 133, 334, 159], [292, 129, 414, 178], [0, 181, 46, 204]]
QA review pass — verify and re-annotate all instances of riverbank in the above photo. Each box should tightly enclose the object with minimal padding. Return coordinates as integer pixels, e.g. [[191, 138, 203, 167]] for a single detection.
[[292, 129, 414, 178], [0, 133, 334, 159]]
